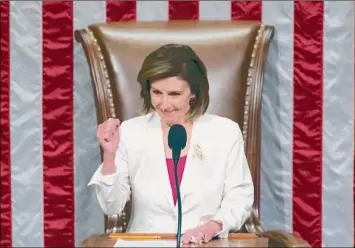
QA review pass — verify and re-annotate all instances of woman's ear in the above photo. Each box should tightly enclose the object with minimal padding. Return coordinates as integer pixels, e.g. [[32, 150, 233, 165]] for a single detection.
[[189, 95, 196, 106]]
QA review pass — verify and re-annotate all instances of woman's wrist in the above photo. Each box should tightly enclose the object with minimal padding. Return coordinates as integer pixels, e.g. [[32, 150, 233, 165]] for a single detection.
[[101, 152, 116, 175], [103, 151, 116, 162], [208, 220, 223, 233]]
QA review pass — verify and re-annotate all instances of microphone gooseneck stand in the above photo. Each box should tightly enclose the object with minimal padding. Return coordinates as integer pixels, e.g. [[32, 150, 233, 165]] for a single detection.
[[167, 124, 187, 248], [173, 157, 182, 248]]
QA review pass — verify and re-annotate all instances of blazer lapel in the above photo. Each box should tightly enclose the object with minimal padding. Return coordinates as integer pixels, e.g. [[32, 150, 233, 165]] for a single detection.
[[146, 112, 206, 214], [178, 115, 205, 214], [147, 113, 175, 211]]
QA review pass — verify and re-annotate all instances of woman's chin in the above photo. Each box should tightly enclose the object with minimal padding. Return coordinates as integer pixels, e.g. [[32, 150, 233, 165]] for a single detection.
[[160, 115, 182, 126], [162, 118, 180, 127], [157, 111, 187, 126]]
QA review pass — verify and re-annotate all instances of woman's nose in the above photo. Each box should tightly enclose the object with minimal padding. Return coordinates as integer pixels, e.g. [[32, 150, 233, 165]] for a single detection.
[[159, 96, 170, 110]]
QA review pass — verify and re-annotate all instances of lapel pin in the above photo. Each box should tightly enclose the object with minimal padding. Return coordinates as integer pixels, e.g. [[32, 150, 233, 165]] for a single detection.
[[193, 144, 203, 160]]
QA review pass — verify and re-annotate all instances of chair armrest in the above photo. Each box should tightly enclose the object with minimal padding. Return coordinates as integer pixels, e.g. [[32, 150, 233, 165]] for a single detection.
[[260, 230, 311, 247]]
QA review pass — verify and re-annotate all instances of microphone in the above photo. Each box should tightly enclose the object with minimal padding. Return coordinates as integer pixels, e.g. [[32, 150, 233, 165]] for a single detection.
[[168, 124, 187, 248]]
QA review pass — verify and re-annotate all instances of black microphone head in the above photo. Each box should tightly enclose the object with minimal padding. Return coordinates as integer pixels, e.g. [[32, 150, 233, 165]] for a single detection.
[[168, 124, 187, 150]]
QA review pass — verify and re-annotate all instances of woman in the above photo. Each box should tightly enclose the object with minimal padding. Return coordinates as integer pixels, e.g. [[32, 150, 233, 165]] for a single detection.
[[88, 44, 254, 244]]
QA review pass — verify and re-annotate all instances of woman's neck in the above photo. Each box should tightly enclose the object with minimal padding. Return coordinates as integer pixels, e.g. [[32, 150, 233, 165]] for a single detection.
[[161, 119, 193, 129]]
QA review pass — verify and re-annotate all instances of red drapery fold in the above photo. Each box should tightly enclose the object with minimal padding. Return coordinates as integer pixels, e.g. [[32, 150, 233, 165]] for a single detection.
[[169, 0, 199, 20], [42, 1, 75, 247], [0, 1, 12, 246], [106, 0, 136, 22], [293, 2, 324, 247], [231, 0, 262, 21]]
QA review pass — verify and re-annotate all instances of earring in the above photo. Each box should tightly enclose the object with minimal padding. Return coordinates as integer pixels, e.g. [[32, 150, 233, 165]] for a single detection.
[[189, 97, 196, 106]]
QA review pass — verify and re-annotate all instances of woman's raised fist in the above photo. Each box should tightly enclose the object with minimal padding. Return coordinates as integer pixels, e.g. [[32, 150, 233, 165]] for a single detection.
[[97, 118, 120, 153]]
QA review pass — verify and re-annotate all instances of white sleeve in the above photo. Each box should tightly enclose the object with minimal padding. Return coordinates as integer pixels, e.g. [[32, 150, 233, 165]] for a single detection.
[[212, 126, 254, 238], [87, 122, 131, 216]]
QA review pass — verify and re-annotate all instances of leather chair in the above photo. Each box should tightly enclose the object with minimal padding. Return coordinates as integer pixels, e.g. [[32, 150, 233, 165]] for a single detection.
[[75, 21, 309, 247]]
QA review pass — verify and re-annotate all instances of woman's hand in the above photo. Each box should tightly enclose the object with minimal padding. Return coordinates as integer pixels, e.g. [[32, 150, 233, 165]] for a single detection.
[[97, 118, 120, 153], [97, 118, 121, 175], [181, 221, 222, 244]]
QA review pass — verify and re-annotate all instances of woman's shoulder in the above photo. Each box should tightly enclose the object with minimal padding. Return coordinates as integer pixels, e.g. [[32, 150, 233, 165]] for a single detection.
[[121, 112, 154, 127], [199, 113, 242, 135], [118, 112, 154, 139], [198, 114, 244, 153]]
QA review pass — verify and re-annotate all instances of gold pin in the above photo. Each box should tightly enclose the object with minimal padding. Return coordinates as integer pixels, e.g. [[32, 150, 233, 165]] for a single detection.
[[193, 144, 203, 160]]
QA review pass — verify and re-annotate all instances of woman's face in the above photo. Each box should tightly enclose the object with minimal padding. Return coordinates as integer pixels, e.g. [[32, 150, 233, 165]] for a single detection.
[[150, 76, 194, 126]]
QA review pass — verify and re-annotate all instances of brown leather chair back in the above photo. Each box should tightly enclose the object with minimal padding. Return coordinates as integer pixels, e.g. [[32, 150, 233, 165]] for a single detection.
[[75, 20, 274, 234]]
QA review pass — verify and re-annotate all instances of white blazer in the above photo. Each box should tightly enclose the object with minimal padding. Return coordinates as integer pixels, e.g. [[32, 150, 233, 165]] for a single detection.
[[88, 112, 254, 238]]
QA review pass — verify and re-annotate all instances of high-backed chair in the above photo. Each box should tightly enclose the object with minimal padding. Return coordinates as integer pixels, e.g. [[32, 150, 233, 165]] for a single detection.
[[75, 21, 309, 247]]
